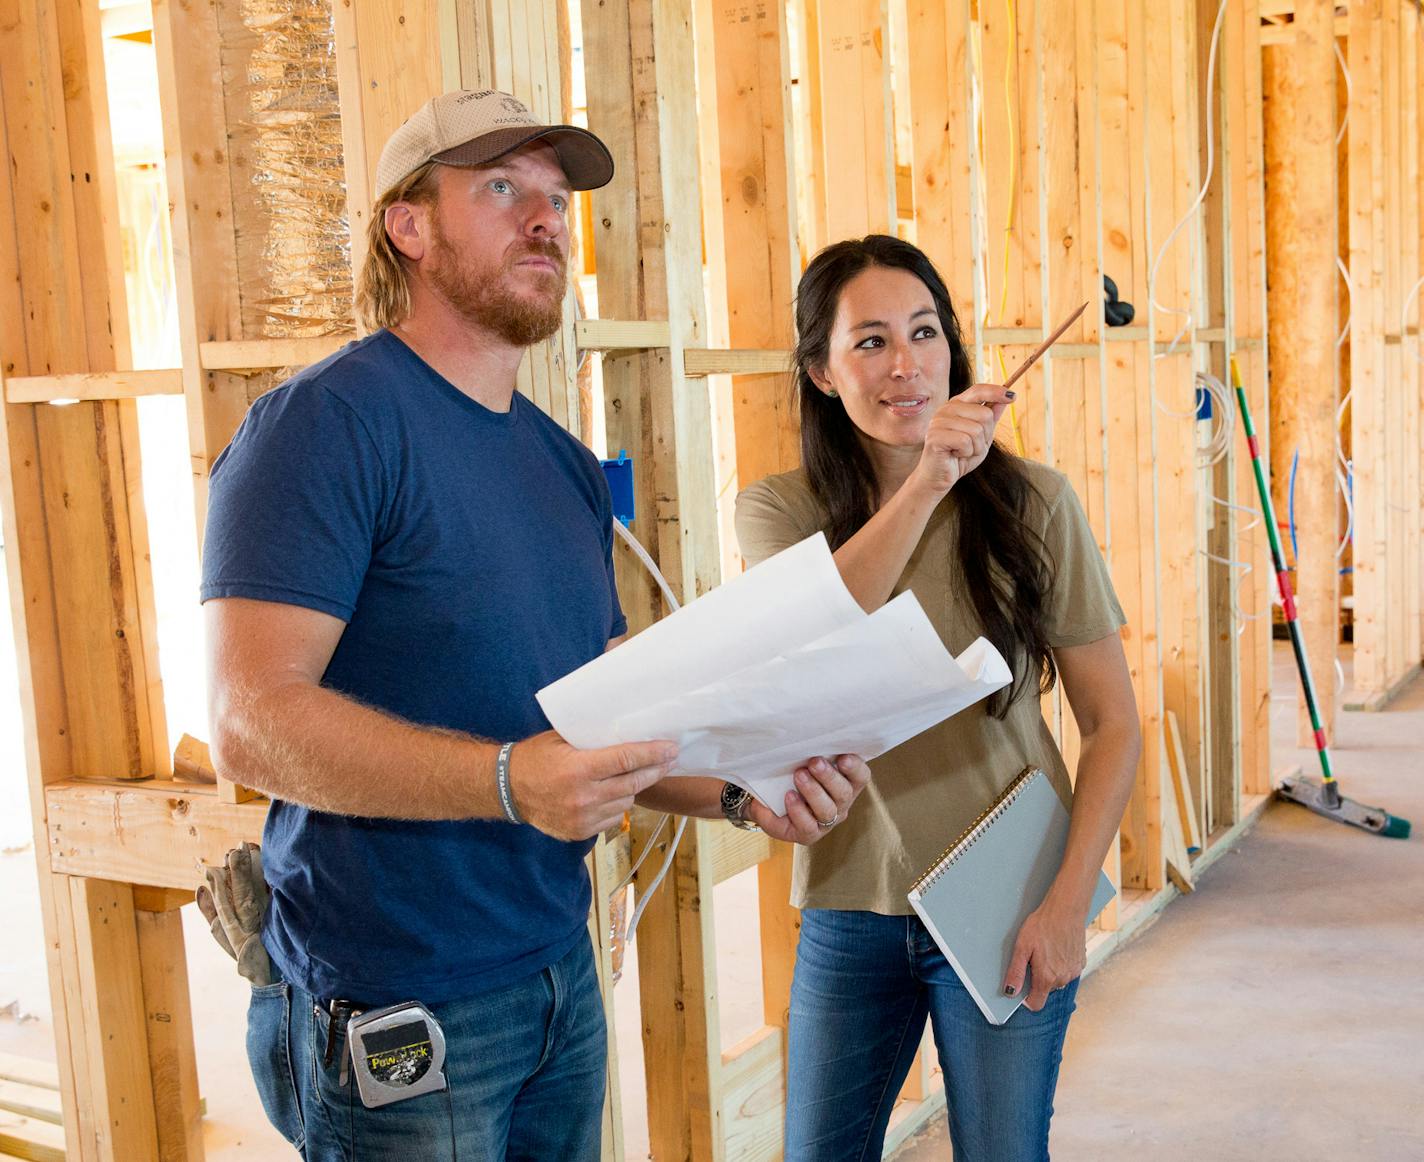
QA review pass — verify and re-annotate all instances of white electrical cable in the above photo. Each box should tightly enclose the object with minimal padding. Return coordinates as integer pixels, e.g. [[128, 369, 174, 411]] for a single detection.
[[607, 517, 688, 949], [1335, 40, 1351, 147], [608, 810, 668, 896], [1147, 0, 1228, 373], [1194, 370, 1235, 468], [623, 816, 688, 943], [1141, 1, 1314, 640], [612, 516, 682, 615]]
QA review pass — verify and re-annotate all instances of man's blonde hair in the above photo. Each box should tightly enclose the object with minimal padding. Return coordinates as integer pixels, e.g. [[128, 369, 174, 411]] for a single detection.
[[355, 162, 443, 332]]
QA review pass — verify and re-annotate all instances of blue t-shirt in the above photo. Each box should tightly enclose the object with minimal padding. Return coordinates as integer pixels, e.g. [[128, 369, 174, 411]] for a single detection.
[[201, 329, 626, 1004]]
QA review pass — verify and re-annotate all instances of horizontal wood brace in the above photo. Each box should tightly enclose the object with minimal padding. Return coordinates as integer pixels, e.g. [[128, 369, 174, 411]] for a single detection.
[[719, 1024, 784, 1157], [706, 820, 772, 885], [683, 349, 793, 377], [982, 325, 1152, 346], [3, 369, 183, 403], [1259, 13, 1349, 45], [199, 336, 350, 372], [575, 318, 672, 351], [46, 778, 267, 890]]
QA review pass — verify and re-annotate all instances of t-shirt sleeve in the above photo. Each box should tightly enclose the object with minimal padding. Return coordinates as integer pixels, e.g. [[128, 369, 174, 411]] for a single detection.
[[200, 383, 388, 622], [734, 478, 816, 568], [1040, 477, 1127, 648]]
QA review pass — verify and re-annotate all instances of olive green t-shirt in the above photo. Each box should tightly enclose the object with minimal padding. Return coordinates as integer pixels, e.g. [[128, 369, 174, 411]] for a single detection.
[[734, 461, 1126, 915]]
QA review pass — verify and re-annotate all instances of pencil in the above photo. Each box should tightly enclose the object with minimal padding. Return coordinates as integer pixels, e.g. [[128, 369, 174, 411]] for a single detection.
[[1002, 301, 1090, 390]]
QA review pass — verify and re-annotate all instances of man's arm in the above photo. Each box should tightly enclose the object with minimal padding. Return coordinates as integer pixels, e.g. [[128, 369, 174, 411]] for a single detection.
[[207, 597, 674, 837]]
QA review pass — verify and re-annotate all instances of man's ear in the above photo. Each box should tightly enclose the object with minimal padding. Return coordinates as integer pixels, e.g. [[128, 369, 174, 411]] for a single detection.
[[385, 201, 429, 263]]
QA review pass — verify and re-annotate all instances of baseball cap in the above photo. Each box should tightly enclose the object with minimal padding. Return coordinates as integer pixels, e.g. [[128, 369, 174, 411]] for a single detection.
[[373, 89, 615, 202]]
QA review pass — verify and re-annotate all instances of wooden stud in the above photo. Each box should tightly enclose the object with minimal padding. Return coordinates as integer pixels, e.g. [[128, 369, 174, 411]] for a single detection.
[[707, 0, 801, 492], [65, 877, 160, 1161], [1265, 0, 1339, 743], [152, 0, 251, 536], [1225, 0, 1274, 802], [816, 0, 895, 239], [1097, 0, 1164, 893], [134, 908, 204, 1161], [1144, 0, 1206, 874], [578, 3, 729, 1156], [585, 836, 628, 1162], [1, 3, 173, 1154], [906, 0, 977, 324]]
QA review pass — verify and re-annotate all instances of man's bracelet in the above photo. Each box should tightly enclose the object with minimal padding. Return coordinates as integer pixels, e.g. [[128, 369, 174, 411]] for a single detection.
[[495, 742, 524, 825]]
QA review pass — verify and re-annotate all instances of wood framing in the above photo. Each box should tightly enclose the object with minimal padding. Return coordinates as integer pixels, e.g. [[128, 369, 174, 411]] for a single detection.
[[7, 3, 1407, 1162], [1263, 0, 1340, 743], [1344, 0, 1424, 708]]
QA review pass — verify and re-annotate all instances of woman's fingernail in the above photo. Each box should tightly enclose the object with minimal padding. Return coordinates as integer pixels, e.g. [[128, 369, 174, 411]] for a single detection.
[[795, 769, 810, 784], [1003, 984, 1017, 996], [1005, 390, 1017, 401]]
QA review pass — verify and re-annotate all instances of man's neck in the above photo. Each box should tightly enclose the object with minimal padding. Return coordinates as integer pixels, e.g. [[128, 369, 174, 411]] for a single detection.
[[390, 298, 527, 413]]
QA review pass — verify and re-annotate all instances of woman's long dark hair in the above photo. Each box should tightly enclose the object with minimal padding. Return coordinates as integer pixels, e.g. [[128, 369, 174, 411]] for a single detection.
[[794, 234, 1056, 717]]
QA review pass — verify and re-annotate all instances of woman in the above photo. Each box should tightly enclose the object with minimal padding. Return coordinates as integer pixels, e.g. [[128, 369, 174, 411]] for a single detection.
[[735, 235, 1142, 1162]]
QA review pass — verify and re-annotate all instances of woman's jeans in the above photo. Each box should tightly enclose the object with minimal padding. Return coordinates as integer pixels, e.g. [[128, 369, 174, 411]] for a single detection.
[[245, 937, 606, 1160], [786, 908, 1079, 1162]]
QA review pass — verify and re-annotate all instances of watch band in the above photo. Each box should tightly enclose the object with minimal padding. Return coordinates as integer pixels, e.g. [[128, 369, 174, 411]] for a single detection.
[[720, 782, 759, 831]]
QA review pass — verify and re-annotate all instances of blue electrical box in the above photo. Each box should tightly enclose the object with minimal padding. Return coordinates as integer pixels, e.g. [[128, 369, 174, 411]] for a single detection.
[[1195, 385, 1212, 421], [600, 450, 635, 525]]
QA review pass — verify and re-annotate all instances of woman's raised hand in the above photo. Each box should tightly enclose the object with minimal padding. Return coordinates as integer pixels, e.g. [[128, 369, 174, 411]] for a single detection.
[[910, 383, 1016, 496]]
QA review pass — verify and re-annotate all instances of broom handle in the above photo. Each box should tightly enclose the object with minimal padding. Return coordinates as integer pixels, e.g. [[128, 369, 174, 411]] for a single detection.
[[1230, 357, 1336, 784]]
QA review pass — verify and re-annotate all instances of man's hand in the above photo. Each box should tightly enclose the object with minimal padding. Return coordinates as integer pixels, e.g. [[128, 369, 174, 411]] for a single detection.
[[509, 732, 677, 841], [744, 754, 872, 844], [1002, 899, 1088, 1011]]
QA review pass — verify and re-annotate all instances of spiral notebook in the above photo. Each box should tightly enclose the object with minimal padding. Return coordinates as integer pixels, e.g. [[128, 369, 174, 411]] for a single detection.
[[907, 766, 1116, 1026]]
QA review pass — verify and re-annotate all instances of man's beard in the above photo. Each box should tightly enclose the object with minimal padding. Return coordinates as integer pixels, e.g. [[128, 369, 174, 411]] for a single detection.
[[426, 217, 567, 347]]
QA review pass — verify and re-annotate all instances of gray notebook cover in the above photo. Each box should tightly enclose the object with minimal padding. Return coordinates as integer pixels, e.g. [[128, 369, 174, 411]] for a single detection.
[[907, 767, 1115, 1026]]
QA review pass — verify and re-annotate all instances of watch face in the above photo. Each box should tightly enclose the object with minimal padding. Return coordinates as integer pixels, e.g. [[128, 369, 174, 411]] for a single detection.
[[720, 782, 750, 818]]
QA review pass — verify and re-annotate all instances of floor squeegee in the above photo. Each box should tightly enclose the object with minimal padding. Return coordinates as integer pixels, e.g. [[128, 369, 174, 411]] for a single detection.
[[1230, 356, 1410, 839]]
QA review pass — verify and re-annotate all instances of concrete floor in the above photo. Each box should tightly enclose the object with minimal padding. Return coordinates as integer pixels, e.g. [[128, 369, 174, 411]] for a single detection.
[[893, 653, 1424, 1161]]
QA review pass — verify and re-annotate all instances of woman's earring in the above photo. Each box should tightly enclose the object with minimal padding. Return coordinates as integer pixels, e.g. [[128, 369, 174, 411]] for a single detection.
[[826, 389, 838, 398]]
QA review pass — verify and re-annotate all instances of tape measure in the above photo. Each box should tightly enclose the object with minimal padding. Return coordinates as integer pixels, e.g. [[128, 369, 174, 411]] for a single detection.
[[344, 1001, 448, 1109]]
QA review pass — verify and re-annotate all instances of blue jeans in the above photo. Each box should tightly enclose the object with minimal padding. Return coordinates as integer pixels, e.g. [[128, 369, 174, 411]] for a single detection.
[[246, 936, 607, 1160], [786, 909, 1079, 1162]]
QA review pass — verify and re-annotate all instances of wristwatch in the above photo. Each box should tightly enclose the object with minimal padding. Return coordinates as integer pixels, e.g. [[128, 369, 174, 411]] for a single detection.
[[719, 782, 760, 831]]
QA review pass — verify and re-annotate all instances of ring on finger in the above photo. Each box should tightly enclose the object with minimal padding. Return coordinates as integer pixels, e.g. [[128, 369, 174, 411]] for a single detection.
[[817, 813, 841, 830]]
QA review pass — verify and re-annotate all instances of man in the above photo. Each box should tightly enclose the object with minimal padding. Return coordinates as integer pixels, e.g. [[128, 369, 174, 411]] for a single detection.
[[202, 89, 868, 1159]]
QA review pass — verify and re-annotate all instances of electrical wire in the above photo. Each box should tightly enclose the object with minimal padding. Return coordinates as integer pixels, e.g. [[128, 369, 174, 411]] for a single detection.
[[609, 516, 771, 952], [607, 810, 668, 896], [1335, 40, 1351, 147], [605, 517, 686, 949], [1147, 0, 1228, 373], [1142, 0, 1292, 642], [612, 517, 681, 616]]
